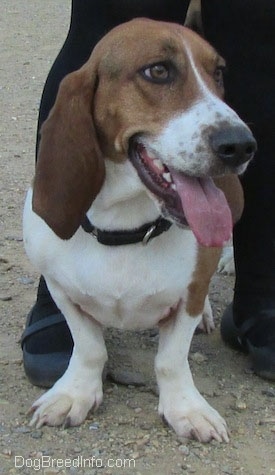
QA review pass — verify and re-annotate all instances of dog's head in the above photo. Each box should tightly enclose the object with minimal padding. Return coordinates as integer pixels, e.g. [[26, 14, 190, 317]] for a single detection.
[[33, 19, 256, 243]]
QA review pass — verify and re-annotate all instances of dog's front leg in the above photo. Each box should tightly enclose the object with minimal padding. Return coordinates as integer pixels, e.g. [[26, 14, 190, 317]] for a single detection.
[[29, 280, 107, 428], [155, 305, 229, 443]]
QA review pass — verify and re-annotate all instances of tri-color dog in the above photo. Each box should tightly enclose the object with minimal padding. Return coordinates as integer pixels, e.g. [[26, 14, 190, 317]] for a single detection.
[[23, 19, 256, 442]]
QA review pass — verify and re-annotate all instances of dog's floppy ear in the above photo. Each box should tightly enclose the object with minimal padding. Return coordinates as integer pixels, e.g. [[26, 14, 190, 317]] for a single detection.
[[33, 65, 105, 240]]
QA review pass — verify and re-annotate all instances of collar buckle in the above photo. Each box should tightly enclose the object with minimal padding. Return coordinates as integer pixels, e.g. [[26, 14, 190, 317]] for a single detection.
[[91, 228, 98, 240], [142, 223, 158, 245]]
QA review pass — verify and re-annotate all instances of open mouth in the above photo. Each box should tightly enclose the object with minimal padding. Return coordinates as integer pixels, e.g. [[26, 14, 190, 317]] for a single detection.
[[129, 139, 233, 247], [129, 141, 186, 226]]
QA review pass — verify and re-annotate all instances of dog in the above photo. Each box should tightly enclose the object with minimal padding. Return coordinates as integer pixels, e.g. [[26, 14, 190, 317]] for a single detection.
[[23, 19, 256, 443]]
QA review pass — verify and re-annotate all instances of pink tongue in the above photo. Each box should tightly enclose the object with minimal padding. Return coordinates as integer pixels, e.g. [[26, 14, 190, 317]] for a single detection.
[[170, 171, 232, 247]]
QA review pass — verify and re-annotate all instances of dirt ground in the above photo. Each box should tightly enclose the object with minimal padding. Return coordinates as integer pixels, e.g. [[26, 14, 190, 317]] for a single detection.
[[1, 1, 275, 474]]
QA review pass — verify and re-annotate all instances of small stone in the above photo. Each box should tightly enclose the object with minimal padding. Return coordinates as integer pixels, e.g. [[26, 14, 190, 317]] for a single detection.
[[18, 276, 35, 285], [107, 369, 145, 386], [89, 423, 99, 430], [91, 448, 101, 457], [152, 440, 160, 449], [0, 257, 9, 263], [259, 418, 275, 425], [11, 359, 22, 365], [13, 426, 31, 434], [35, 451, 44, 458], [131, 451, 140, 459], [73, 447, 82, 453], [136, 437, 149, 448], [244, 367, 254, 375], [139, 422, 151, 431], [3, 448, 12, 456], [5, 235, 22, 242], [105, 387, 114, 394], [0, 294, 12, 301], [117, 417, 129, 425], [124, 439, 135, 446], [221, 466, 234, 475], [262, 388, 275, 397], [190, 352, 207, 364], [178, 445, 190, 456], [31, 430, 43, 439], [181, 464, 189, 471], [236, 427, 245, 435], [234, 400, 247, 411]]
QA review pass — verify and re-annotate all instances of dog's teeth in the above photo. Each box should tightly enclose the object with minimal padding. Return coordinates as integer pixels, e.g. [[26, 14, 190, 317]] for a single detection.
[[146, 149, 157, 160], [153, 158, 164, 171], [163, 172, 172, 183], [171, 184, 177, 191]]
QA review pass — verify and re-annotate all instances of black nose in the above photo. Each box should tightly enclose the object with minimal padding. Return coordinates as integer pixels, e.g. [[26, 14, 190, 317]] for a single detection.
[[211, 126, 257, 166]]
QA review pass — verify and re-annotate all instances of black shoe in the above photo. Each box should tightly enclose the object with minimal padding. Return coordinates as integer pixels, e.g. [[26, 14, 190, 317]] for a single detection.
[[21, 277, 73, 388], [221, 302, 275, 380]]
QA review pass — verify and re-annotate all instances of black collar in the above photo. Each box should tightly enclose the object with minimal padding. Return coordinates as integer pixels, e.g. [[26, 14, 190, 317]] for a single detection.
[[81, 216, 172, 246]]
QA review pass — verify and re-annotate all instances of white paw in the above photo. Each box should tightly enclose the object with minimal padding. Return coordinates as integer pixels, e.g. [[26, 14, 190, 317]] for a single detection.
[[29, 381, 103, 428], [197, 296, 215, 334], [218, 246, 235, 275], [159, 390, 229, 443]]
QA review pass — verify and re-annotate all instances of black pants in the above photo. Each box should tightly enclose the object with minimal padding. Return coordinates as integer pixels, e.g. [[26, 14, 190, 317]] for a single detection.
[[37, 0, 275, 322], [203, 0, 275, 322]]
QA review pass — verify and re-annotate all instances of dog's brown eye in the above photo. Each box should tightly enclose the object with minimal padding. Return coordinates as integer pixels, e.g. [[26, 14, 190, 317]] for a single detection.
[[141, 63, 173, 84], [146, 64, 169, 80]]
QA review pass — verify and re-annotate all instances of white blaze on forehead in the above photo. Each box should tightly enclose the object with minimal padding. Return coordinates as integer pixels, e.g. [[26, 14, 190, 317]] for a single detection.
[[184, 43, 240, 121]]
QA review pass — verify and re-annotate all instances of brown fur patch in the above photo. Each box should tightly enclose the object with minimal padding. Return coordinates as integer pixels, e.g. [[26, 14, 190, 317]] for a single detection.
[[186, 246, 221, 317]]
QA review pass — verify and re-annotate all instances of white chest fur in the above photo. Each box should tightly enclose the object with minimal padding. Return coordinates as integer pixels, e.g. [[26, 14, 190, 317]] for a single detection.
[[23, 189, 198, 330]]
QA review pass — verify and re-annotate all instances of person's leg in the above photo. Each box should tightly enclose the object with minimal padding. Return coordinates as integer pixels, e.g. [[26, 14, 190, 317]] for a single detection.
[[202, 0, 275, 379], [22, 0, 191, 387]]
